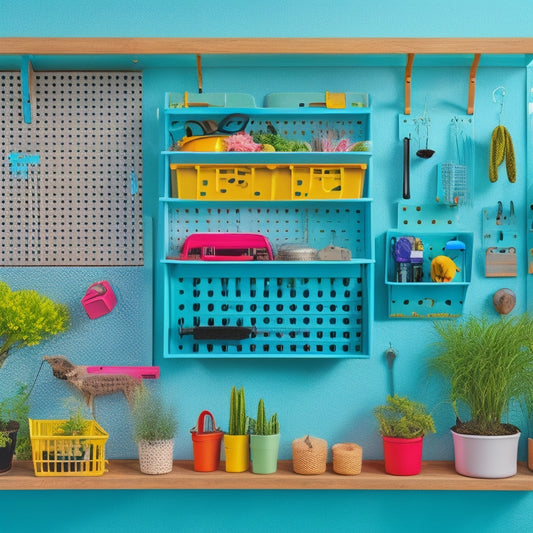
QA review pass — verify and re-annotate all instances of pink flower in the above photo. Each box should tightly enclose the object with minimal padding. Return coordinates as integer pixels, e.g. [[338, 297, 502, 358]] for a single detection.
[[224, 132, 262, 152]]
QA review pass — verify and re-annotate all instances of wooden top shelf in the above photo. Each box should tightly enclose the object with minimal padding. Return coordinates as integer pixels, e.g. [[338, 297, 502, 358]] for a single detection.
[[1, 37, 533, 56], [0, 38, 532, 69], [2, 460, 532, 491]]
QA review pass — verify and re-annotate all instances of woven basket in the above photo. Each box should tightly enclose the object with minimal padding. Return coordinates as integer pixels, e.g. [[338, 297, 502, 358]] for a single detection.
[[332, 442, 362, 475], [292, 435, 328, 475]]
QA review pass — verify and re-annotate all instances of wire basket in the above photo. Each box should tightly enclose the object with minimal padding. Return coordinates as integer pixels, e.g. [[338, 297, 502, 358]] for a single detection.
[[29, 419, 109, 477], [437, 163, 468, 206]]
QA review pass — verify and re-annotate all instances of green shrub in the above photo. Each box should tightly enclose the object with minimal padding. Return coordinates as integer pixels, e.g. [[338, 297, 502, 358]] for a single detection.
[[373, 395, 435, 439]]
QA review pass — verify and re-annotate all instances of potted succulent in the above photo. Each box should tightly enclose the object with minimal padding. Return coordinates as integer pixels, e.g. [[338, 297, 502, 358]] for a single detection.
[[132, 386, 178, 475], [431, 313, 533, 478], [224, 386, 250, 472], [0, 384, 31, 472], [373, 394, 435, 476], [249, 398, 280, 474], [0, 386, 30, 473], [0, 282, 70, 371]]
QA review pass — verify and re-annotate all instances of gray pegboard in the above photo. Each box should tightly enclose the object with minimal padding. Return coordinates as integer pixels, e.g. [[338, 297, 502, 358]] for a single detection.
[[0, 71, 143, 266]]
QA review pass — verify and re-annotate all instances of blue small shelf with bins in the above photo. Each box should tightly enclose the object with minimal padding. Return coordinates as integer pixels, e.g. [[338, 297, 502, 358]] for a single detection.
[[385, 204, 473, 318], [158, 92, 374, 358]]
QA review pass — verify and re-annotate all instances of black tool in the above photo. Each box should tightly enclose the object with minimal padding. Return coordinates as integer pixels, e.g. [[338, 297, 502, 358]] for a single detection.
[[180, 326, 256, 340], [403, 136, 410, 199]]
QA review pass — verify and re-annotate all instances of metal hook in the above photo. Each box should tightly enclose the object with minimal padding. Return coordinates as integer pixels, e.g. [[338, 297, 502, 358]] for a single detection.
[[492, 86, 506, 124]]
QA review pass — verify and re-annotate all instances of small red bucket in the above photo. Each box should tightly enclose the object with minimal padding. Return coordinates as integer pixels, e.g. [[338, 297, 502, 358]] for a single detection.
[[382, 436, 423, 476], [191, 410, 224, 472]]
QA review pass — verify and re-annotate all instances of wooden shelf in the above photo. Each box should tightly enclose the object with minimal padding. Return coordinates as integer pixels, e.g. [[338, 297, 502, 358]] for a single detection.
[[0, 37, 532, 70], [1, 37, 533, 56], [2, 460, 532, 491]]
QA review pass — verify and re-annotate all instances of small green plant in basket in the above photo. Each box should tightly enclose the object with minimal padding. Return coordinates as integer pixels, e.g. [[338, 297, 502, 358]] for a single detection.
[[49, 398, 93, 469]]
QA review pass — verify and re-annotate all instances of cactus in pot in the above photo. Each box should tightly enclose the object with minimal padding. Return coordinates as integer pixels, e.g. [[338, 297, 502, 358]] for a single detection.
[[229, 385, 249, 436], [224, 386, 250, 472], [250, 398, 280, 474]]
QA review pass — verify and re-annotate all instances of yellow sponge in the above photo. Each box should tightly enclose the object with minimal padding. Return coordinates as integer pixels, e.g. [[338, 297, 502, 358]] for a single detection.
[[431, 255, 460, 283]]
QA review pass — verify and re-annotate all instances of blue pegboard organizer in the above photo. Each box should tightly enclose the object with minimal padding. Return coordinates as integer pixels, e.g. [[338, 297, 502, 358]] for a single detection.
[[165, 261, 372, 358], [385, 204, 473, 318], [159, 93, 374, 357]]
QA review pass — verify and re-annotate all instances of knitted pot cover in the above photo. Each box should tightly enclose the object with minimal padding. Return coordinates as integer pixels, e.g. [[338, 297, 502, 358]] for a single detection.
[[138, 439, 174, 475]]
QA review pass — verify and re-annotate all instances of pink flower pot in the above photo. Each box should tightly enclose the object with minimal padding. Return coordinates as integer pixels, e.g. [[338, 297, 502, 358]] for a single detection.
[[382, 436, 423, 476]]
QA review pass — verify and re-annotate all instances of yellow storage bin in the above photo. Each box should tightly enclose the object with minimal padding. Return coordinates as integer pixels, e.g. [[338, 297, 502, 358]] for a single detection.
[[29, 418, 109, 477], [170, 163, 367, 200]]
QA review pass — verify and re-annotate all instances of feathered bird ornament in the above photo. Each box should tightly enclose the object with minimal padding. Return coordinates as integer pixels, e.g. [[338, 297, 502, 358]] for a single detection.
[[430, 255, 460, 283], [43, 355, 143, 415]]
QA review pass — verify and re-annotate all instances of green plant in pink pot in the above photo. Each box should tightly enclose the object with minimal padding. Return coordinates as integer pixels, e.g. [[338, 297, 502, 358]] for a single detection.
[[373, 394, 435, 476]]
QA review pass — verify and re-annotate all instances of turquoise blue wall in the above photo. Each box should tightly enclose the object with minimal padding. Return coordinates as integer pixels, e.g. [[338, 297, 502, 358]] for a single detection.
[[2, 1, 533, 532]]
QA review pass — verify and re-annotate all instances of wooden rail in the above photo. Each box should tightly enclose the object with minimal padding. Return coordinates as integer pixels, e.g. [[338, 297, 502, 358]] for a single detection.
[[2, 460, 532, 491]]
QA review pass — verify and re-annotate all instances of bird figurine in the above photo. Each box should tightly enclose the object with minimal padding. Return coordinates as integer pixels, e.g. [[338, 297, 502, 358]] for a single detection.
[[430, 255, 460, 282], [43, 355, 143, 415]]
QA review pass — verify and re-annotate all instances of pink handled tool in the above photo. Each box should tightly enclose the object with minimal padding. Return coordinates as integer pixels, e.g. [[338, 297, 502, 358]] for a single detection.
[[86, 366, 160, 379]]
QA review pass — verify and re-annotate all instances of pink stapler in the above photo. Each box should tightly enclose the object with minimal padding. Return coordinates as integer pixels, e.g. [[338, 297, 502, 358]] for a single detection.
[[81, 281, 117, 319]]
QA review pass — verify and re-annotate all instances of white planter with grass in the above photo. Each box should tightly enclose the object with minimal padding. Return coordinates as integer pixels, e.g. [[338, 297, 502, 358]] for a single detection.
[[452, 429, 520, 478]]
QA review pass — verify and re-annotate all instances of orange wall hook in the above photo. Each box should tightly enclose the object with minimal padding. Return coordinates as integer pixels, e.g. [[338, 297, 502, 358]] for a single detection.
[[467, 53, 481, 114], [404, 53, 415, 115]]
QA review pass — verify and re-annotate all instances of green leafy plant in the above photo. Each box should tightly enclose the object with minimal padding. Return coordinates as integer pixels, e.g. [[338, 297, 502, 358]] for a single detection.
[[56, 398, 91, 437], [373, 394, 435, 439], [0, 385, 30, 449], [251, 132, 310, 152], [228, 386, 249, 436], [430, 314, 533, 436], [131, 386, 178, 442], [0, 282, 70, 370], [52, 398, 92, 460], [251, 399, 279, 436]]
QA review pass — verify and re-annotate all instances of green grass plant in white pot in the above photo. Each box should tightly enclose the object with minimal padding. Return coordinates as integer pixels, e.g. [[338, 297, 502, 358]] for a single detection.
[[431, 313, 533, 478]]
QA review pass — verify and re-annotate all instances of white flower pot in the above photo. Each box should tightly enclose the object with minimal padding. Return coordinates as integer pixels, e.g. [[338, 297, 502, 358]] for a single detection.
[[138, 439, 174, 475], [451, 429, 520, 479]]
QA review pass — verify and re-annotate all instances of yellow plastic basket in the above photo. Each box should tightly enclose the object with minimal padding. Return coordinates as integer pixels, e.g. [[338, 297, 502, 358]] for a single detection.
[[29, 419, 109, 477], [170, 164, 367, 200]]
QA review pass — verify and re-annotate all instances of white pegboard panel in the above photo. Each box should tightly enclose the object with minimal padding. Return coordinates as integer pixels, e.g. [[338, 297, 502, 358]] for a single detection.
[[0, 71, 143, 266]]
